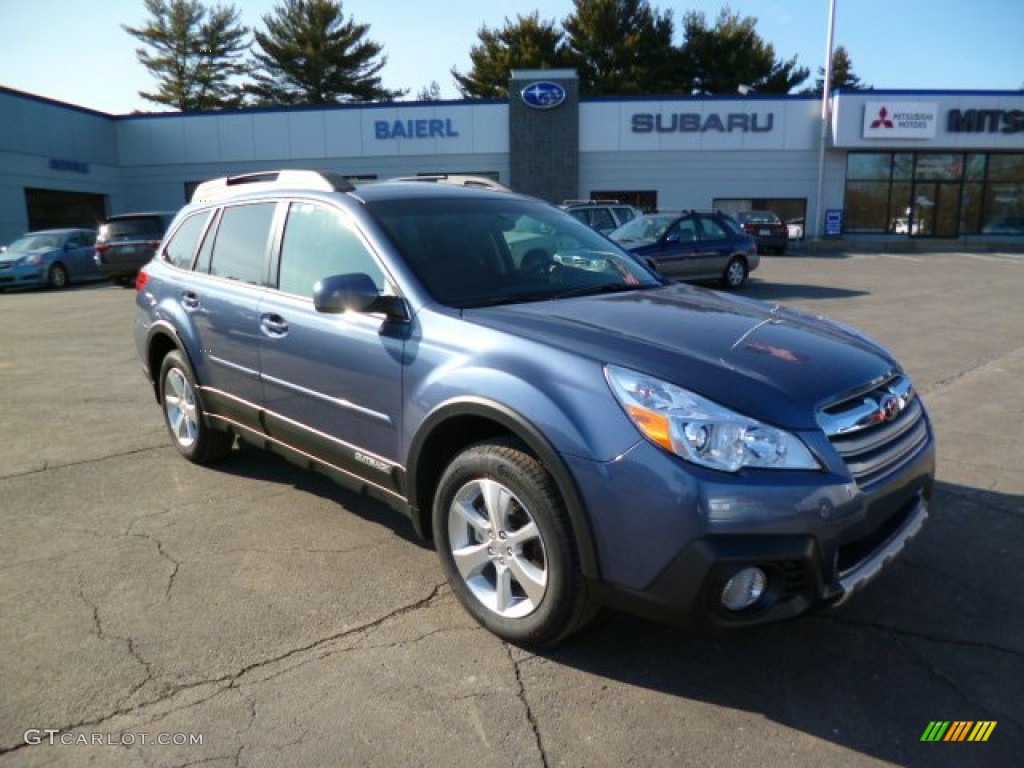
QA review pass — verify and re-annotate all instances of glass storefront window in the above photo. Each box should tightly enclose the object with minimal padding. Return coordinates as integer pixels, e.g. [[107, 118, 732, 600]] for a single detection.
[[915, 154, 963, 181], [987, 155, 1024, 182], [843, 152, 1024, 236], [893, 154, 914, 180], [961, 183, 984, 234], [965, 154, 987, 181], [844, 182, 890, 232], [847, 153, 892, 180]]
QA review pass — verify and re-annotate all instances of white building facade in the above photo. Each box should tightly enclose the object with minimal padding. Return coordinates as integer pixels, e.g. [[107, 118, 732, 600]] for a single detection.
[[1, 80, 1022, 245]]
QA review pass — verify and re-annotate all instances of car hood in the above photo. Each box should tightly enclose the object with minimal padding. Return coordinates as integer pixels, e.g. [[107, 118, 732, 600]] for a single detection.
[[465, 284, 898, 429], [0, 247, 52, 263]]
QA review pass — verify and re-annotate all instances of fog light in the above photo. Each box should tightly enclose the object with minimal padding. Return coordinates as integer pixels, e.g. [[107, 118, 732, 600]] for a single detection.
[[721, 567, 767, 611]]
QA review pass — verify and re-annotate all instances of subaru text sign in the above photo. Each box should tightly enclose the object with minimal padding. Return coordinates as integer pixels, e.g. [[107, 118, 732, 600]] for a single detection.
[[521, 81, 566, 110], [862, 102, 938, 139]]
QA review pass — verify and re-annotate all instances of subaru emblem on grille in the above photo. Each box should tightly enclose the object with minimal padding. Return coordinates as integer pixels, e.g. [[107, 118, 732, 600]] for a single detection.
[[878, 393, 903, 422]]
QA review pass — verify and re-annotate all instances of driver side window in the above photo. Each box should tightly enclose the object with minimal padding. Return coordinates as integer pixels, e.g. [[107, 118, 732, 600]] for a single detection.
[[277, 202, 387, 298]]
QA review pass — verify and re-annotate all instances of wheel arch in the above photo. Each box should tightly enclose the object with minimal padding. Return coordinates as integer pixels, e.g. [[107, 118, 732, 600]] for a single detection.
[[406, 397, 600, 580]]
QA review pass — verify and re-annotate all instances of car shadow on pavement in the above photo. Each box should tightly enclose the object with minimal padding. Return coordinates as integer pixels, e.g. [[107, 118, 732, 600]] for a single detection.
[[742, 280, 869, 302], [541, 479, 1023, 767], [205, 440, 430, 548]]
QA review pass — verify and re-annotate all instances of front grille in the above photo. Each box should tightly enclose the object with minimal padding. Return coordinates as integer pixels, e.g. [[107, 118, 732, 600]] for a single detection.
[[819, 373, 929, 487]]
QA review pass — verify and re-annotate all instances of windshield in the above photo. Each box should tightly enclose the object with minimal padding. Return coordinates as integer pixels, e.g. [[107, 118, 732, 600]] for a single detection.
[[609, 214, 678, 243], [368, 197, 661, 308], [7, 233, 63, 252]]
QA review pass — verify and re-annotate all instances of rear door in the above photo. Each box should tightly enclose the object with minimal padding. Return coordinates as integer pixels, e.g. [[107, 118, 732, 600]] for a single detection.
[[693, 214, 733, 278], [185, 202, 278, 431], [66, 230, 98, 278]]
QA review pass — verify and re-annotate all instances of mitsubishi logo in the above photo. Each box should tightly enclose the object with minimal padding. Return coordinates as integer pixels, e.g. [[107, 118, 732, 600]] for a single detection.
[[871, 106, 895, 129]]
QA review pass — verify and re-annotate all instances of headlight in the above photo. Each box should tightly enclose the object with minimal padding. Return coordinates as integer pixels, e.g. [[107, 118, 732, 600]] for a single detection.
[[605, 365, 820, 472], [23, 254, 43, 265]]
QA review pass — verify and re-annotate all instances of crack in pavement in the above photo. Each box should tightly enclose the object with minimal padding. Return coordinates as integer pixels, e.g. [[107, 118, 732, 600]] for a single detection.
[[819, 614, 1023, 660], [505, 645, 549, 768], [938, 485, 1023, 517], [77, 590, 156, 713], [0, 443, 170, 481], [816, 614, 1024, 733], [0, 583, 445, 758], [920, 346, 1024, 398]]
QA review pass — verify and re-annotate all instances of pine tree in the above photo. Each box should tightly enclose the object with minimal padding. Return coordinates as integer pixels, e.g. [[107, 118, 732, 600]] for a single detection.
[[680, 7, 809, 95], [452, 12, 569, 99], [562, 0, 677, 96], [124, 0, 249, 111], [247, 0, 402, 105]]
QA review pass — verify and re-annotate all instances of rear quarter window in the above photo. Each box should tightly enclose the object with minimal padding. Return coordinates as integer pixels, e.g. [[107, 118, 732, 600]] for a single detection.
[[207, 203, 276, 284], [162, 212, 211, 270]]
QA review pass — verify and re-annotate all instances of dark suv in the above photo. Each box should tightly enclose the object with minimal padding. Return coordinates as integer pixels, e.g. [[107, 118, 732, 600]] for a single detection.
[[95, 211, 176, 285], [134, 170, 934, 647]]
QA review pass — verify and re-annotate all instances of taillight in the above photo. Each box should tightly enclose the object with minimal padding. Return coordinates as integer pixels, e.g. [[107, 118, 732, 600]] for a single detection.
[[136, 268, 149, 292]]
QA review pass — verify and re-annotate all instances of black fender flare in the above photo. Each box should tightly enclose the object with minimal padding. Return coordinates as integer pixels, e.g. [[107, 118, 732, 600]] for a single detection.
[[406, 396, 601, 580]]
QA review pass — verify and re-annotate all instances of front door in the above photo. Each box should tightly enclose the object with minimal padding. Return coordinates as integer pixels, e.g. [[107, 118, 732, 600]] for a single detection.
[[257, 200, 405, 493]]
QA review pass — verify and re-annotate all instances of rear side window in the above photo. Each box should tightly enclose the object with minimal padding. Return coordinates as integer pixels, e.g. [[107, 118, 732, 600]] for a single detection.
[[162, 212, 210, 270], [99, 216, 167, 242], [207, 203, 276, 284], [698, 216, 730, 240], [277, 202, 387, 298]]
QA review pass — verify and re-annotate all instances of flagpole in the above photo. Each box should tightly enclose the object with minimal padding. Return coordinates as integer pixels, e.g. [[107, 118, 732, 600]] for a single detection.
[[812, 0, 838, 241]]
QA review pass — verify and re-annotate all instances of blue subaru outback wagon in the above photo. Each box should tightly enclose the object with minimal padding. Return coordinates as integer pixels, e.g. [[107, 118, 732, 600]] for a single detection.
[[134, 170, 934, 647]]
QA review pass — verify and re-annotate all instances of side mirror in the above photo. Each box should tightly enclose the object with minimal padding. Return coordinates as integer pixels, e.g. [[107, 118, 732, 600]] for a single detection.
[[663, 232, 680, 244], [313, 273, 408, 321]]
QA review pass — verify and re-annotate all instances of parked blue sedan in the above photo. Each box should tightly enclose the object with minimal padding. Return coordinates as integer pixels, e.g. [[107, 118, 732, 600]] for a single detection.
[[609, 210, 759, 288], [0, 229, 99, 290]]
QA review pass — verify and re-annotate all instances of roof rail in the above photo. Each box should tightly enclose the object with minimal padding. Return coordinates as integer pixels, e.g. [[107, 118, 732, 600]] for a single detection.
[[388, 174, 511, 192], [561, 198, 622, 206], [191, 169, 354, 203]]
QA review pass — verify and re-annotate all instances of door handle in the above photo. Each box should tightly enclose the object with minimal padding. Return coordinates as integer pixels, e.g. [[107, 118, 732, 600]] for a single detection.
[[181, 291, 199, 309], [260, 313, 289, 337]]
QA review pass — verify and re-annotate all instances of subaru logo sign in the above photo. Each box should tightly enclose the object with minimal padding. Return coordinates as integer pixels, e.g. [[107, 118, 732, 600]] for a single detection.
[[521, 81, 566, 110]]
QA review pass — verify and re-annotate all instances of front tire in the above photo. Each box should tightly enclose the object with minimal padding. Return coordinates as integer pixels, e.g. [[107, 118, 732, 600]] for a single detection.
[[721, 256, 748, 288], [433, 438, 593, 647], [158, 350, 234, 463], [48, 263, 69, 289]]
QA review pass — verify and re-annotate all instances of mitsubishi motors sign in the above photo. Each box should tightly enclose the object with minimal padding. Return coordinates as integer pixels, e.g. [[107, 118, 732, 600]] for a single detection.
[[862, 101, 938, 139]]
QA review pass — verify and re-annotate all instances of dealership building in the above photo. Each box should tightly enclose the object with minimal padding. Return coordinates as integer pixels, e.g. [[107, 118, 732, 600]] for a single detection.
[[2, 71, 1023, 245]]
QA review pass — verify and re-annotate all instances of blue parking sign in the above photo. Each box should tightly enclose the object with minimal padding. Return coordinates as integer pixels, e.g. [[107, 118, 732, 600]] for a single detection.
[[825, 209, 843, 236]]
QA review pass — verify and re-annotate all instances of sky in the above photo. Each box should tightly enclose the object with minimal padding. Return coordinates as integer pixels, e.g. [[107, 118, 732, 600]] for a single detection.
[[0, 0, 1021, 114]]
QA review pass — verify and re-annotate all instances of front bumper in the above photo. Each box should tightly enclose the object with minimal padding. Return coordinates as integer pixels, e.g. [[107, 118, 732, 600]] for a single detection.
[[569, 426, 935, 629], [0, 263, 47, 287]]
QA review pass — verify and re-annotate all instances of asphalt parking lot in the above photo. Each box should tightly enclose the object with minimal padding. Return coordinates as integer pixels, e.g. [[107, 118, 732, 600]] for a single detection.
[[1, 250, 1021, 767]]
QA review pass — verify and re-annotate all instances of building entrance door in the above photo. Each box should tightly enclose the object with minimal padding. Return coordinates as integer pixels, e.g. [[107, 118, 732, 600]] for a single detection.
[[910, 181, 960, 238]]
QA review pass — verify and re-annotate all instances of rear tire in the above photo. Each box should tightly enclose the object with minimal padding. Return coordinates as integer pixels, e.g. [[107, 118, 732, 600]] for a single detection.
[[158, 350, 234, 463], [47, 263, 69, 289], [433, 437, 594, 648], [721, 256, 748, 289]]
